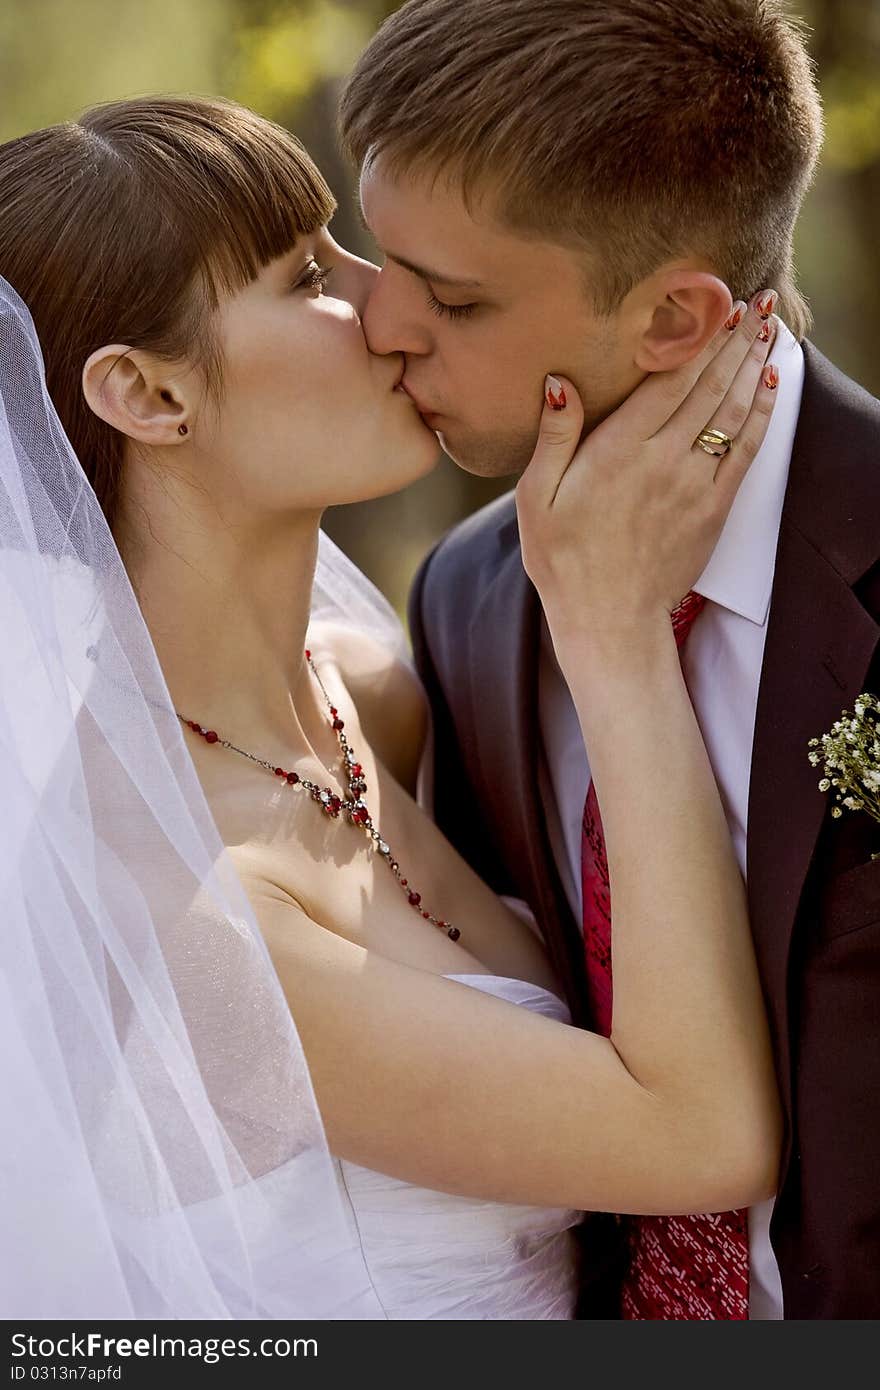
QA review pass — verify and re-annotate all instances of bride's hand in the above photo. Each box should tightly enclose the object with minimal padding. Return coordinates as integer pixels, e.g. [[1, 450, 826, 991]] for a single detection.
[[516, 291, 780, 657]]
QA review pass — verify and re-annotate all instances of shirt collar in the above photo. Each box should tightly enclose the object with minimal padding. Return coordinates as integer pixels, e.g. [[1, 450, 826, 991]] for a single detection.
[[692, 321, 805, 627]]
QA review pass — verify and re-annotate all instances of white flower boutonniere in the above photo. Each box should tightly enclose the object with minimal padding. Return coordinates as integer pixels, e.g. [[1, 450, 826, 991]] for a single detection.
[[808, 692, 880, 832]]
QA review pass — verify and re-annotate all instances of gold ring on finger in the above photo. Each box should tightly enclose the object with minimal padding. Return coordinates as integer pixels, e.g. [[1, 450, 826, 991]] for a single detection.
[[694, 428, 734, 457]]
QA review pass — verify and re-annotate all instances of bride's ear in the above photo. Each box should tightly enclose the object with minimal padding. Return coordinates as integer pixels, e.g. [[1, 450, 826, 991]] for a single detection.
[[632, 271, 733, 374], [82, 346, 192, 444]]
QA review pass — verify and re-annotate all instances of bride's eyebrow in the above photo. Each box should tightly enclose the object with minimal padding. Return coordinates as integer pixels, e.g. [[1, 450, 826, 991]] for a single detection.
[[356, 204, 484, 290]]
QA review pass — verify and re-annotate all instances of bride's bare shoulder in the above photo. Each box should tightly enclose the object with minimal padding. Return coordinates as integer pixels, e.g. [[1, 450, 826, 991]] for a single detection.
[[309, 620, 428, 796]]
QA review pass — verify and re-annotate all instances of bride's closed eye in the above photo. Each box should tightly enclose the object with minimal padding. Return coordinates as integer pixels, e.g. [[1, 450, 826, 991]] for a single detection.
[[295, 260, 333, 295]]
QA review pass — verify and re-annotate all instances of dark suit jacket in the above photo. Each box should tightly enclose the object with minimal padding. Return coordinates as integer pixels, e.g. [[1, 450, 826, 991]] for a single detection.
[[409, 344, 880, 1319]]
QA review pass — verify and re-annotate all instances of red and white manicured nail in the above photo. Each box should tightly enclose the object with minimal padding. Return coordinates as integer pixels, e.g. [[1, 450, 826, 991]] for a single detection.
[[545, 375, 567, 411], [754, 288, 778, 319], [763, 364, 779, 390], [758, 318, 774, 343], [725, 301, 747, 330]]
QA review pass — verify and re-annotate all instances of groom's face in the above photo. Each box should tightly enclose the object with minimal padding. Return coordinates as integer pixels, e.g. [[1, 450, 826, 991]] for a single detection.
[[359, 157, 644, 476]]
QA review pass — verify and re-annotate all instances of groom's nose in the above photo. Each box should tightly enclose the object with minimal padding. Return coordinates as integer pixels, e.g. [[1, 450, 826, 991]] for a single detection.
[[362, 264, 432, 358]]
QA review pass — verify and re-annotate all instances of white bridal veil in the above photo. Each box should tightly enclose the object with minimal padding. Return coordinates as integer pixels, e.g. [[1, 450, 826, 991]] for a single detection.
[[0, 275, 396, 1320]]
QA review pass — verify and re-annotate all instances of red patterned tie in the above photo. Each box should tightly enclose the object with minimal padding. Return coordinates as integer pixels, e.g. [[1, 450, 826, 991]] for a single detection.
[[581, 590, 750, 1320]]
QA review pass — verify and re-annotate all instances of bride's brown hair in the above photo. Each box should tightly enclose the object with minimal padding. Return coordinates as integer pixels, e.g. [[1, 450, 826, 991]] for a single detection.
[[0, 95, 336, 530], [340, 0, 823, 339]]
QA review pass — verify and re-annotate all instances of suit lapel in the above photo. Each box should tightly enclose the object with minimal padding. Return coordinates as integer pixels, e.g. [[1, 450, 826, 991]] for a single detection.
[[748, 344, 880, 1130], [467, 510, 589, 1021], [747, 526, 879, 1096]]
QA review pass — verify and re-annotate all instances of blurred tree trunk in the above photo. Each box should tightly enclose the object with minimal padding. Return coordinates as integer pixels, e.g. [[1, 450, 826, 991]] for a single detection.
[[797, 0, 880, 392]]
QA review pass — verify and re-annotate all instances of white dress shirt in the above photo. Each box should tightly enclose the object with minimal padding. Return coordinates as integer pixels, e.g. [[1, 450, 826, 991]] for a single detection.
[[537, 322, 806, 1319]]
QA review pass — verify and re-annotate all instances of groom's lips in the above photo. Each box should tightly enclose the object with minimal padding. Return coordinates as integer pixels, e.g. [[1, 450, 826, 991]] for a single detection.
[[400, 380, 442, 423]]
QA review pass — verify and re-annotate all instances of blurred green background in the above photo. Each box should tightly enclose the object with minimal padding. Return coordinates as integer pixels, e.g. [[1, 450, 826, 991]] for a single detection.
[[1, 0, 877, 614]]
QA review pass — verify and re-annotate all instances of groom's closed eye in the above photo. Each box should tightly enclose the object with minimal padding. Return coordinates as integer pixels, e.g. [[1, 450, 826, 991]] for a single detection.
[[377, 252, 483, 322], [355, 204, 485, 310], [426, 291, 478, 321]]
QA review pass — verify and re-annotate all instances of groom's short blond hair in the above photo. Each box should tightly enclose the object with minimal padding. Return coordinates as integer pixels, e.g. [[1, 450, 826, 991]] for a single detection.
[[339, 0, 823, 338]]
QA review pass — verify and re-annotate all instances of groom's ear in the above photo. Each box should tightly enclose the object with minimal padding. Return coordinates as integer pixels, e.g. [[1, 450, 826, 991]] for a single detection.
[[632, 271, 733, 374]]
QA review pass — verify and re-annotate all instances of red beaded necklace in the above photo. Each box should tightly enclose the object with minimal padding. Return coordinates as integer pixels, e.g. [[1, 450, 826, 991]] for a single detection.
[[177, 650, 461, 943]]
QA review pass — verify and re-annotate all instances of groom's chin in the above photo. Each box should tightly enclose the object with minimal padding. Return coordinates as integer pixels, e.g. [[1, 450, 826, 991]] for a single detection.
[[437, 426, 537, 479]]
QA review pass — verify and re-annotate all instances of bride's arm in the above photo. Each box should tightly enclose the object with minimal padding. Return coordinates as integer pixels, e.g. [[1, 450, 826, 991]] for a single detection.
[[247, 881, 775, 1216], [246, 305, 782, 1217], [516, 303, 780, 1122]]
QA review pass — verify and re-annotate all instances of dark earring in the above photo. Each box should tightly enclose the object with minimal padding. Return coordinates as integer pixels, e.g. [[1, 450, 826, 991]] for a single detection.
[[177, 423, 188, 436]]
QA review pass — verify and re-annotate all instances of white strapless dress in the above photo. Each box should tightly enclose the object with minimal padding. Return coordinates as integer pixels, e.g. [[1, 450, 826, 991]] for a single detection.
[[331, 973, 582, 1319]]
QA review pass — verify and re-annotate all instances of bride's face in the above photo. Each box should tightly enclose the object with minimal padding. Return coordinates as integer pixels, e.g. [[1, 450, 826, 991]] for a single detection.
[[198, 227, 441, 513]]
